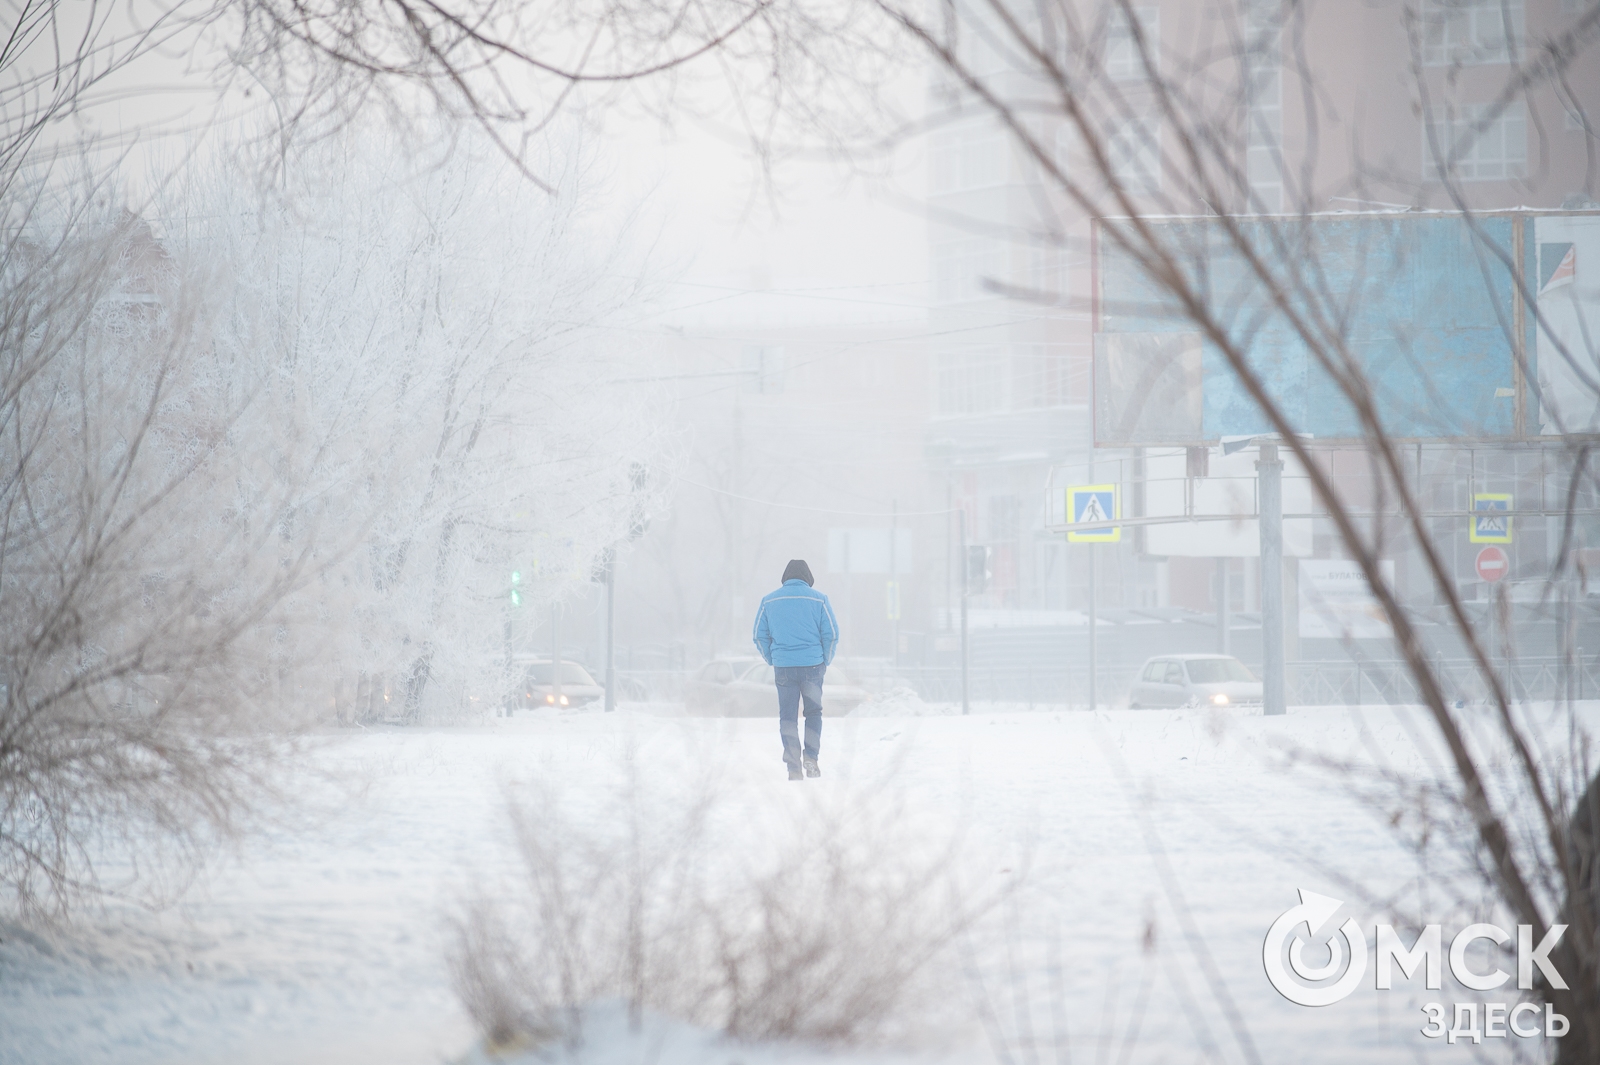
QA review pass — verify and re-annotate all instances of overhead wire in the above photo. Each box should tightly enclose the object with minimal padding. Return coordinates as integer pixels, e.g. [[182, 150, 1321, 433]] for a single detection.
[[678, 476, 957, 517]]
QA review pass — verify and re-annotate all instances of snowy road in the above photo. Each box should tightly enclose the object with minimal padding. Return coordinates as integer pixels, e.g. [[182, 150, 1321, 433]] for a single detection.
[[2, 701, 1586, 1064]]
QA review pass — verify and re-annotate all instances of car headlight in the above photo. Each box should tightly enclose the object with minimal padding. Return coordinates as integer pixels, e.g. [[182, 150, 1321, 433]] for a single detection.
[[559, 695, 569, 706], [546, 693, 555, 704], [1211, 693, 1230, 705]]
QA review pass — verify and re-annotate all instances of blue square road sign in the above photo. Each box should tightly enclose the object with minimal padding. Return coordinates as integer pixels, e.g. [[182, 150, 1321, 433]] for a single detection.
[[1470, 494, 1512, 544], [1067, 485, 1120, 542]]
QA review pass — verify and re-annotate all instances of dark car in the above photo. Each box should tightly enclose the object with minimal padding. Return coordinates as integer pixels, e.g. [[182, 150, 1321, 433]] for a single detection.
[[505, 660, 605, 713], [1127, 654, 1263, 709]]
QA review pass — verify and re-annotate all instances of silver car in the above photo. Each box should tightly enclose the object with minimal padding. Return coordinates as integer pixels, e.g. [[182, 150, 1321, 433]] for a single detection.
[[692, 662, 868, 718], [683, 657, 760, 716], [1127, 654, 1263, 709], [505, 660, 605, 713]]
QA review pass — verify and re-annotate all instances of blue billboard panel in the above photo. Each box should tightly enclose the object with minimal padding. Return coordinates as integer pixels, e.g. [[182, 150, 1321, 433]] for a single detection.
[[1091, 211, 1593, 445]]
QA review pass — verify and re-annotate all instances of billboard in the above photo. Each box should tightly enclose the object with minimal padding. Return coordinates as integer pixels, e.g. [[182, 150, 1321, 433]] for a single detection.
[[1534, 213, 1600, 435], [1093, 210, 1600, 446], [1299, 559, 1396, 641]]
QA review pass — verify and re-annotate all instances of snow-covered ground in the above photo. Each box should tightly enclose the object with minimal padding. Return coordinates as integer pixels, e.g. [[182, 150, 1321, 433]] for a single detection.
[[2, 700, 1589, 1065]]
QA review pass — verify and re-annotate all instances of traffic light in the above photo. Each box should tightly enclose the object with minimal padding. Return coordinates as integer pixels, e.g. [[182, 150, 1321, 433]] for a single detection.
[[509, 569, 522, 608], [966, 545, 992, 594]]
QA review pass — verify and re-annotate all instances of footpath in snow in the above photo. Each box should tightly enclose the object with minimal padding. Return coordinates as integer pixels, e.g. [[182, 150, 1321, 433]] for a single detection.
[[1, 699, 1588, 1065]]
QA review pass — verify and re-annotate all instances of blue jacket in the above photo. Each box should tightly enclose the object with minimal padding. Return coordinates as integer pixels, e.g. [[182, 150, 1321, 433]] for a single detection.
[[752, 579, 839, 667]]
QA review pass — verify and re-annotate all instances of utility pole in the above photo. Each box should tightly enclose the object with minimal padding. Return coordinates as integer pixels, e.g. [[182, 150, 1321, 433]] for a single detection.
[[1218, 558, 1231, 656], [1259, 441, 1285, 715], [960, 507, 969, 716], [604, 556, 616, 712], [505, 569, 521, 713], [730, 396, 742, 651], [890, 498, 900, 669], [1566, 577, 1578, 708], [551, 600, 563, 707], [945, 481, 953, 644], [1086, 455, 1097, 712], [1088, 543, 1097, 711]]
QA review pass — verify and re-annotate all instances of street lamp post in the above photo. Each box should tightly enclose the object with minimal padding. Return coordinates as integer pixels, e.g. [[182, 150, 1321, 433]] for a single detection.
[[604, 556, 616, 712], [960, 508, 969, 717]]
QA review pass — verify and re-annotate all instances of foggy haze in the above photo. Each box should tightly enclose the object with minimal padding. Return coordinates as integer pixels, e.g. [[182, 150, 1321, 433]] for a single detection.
[[4, 1, 1600, 1063]]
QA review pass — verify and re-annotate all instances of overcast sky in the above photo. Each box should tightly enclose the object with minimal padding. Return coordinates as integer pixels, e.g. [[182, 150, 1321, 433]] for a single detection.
[[31, 14, 931, 334]]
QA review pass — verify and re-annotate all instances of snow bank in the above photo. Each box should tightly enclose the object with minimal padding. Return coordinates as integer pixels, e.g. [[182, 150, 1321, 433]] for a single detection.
[[454, 999, 949, 1065], [848, 687, 941, 716], [5, 704, 1595, 1064]]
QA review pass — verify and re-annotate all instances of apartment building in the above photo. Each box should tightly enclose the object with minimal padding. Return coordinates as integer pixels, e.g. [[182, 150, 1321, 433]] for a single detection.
[[926, 0, 1599, 635]]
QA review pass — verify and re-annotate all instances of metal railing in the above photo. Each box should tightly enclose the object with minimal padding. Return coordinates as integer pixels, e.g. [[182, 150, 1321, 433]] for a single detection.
[[616, 658, 1600, 709], [613, 669, 691, 701], [613, 665, 1139, 707], [881, 665, 1135, 707], [1289, 656, 1600, 706]]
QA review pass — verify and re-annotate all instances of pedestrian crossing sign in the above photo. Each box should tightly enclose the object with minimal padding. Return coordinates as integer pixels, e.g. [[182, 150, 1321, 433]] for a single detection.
[[1469, 493, 1512, 544], [1067, 484, 1120, 542]]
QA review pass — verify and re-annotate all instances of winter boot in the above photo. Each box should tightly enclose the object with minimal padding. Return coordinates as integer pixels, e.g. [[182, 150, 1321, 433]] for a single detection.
[[788, 766, 804, 781], [803, 759, 820, 778]]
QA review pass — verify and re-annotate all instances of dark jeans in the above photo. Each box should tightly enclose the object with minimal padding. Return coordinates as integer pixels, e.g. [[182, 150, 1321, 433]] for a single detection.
[[774, 664, 824, 769]]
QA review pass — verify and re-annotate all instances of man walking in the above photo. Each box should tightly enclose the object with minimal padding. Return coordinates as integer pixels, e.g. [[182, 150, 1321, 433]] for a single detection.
[[752, 560, 839, 781]]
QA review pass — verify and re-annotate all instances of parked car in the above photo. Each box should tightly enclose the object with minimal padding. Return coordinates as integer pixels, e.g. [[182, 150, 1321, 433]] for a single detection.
[[683, 657, 759, 716], [689, 661, 869, 717], [505, 660, 605, 713], [831, 656, 916, 696], [1127, 654, 1263, 709]]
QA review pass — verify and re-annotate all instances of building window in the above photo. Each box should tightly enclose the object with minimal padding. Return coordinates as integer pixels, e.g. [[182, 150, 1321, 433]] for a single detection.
[[1242, 0, 1284, 212], [1011, 345, 1079, 408], [937, 351, 1006, 415], [1426, 103, 1527, 180], [1026, 242, 1064, 299], [1105, 6, 1159, 81], [1054, 111, 1161, 196], [933, 238, 1007, 304], [1108, 110, 1163, 193], [930, 126, 1011, 194], [938, 347, 1079, 414], [961, 29, 1011, 80], [1421, 0, 1523, 66], [930, 133, 959, 195]]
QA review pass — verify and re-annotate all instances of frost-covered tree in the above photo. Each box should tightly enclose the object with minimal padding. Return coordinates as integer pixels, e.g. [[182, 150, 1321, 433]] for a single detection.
[[0, 162, 333, 913], [0, 128, 665, 912], [157, 129, 668, 722]]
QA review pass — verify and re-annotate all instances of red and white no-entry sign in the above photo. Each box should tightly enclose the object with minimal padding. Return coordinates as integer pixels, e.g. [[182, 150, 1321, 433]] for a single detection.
[[1476, 546, 1509, 582]]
